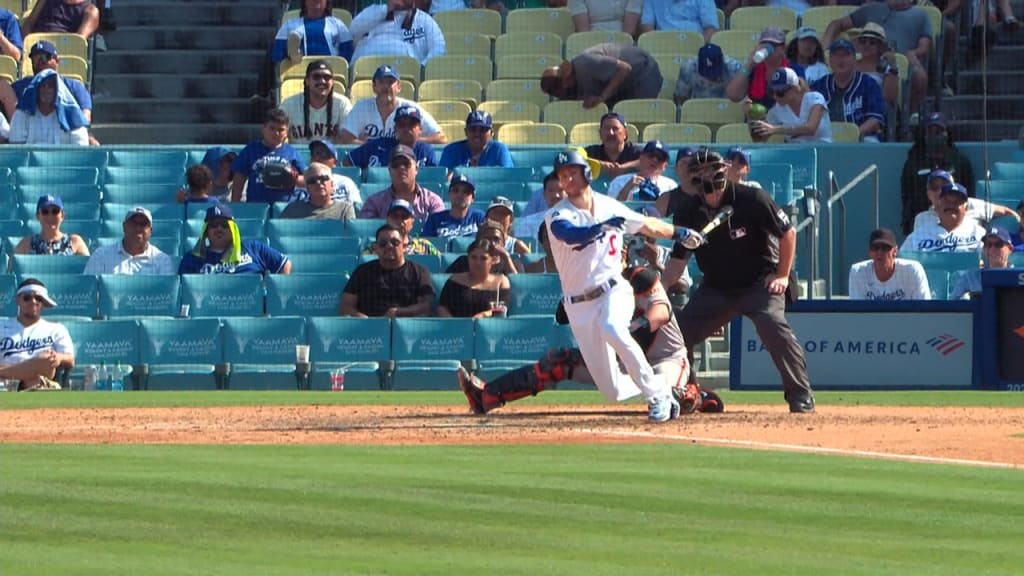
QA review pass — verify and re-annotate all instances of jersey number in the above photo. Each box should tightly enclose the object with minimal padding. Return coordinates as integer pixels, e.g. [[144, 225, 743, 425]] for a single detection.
[[608, 233, 617, 256]]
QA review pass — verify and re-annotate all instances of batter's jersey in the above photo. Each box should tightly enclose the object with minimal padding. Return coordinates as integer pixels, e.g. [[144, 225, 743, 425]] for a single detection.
[[848, 258, 931, 300], [636, 283, 687, 364], [0, 318, 74, 367], [545, 192, 646, 296], [900, 219, 986, 253]]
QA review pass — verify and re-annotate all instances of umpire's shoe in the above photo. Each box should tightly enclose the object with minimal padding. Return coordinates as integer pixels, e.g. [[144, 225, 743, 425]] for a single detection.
[[788, 396, 816, 414], [457, 366, 487, 415]]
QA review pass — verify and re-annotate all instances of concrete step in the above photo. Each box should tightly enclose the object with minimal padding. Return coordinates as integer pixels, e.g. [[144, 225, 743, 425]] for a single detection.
[[945, 120, 1023, 142], [115, 1, 280, 27], [95, 98, 258, 124], [930, 95, 1024, 121], [957, 70, 1024, 95], [92, 73, 260, 99], [106, 26, 270, 51], [95, 50, 268, 75], [963, 44, 1024, 70], [91, 123, 260, 145]]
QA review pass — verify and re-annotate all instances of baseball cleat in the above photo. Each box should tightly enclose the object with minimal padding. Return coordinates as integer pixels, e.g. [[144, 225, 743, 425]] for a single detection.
[[457, 366, 487, 415], [648, 394, 680, 423], [698, 389, 724, 413], [673, 382, 702, 414]]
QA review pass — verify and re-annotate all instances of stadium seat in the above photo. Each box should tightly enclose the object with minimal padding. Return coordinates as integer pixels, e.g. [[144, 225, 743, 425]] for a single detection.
[[265, 273, 346, 317], [444, 32, 494, 57], [25, 273, 98, 318], [23, 32, 88, 62], [0, 274, 16, 316], [99, 217, 177, 238], [184, 218, 266, 241], [680, 98, 745, 131], [63, 319, 142, 387], [107, 149, 189, 169], [498, 122, 567, 145], [418, 79, 483, 107], [389, 317, 474, 390], [365, 165, 448, 184], [17, 185, 100, 208], [104, 166, 185, 188], [976, 180, 1024, 207], [18, 201, 100, 222], [11, 254, 90, 276], [747, 147, 817, 193], [221, 316, 308, 390], [279, 78, 305, 102], [473, 315, 560, 382], [343, 218, 387, 238], [0, 149, 29, 170], [710, 30, 763, 61], [435, 9, 502, 39], [637, 30, 705, 56], [457, 166, 536, 184], [23, 53, 87, 81], [102, 202, 185, 222], [900, 252, 983, 280], [542, 100, 607, 133], [359, 252, 441, 273], [565, 31, 633, 57], [505, 8, 574, 40], [96, 274, 181, 319], [137, 318, 223, 390], [437, 120, 467, 138], [494, 31, 564, 61], [270, 235, 362, 256], [430, 271, 451, 311], [267, 218, 345, 241], [484, 78, 550, 110], [351, 55, 421, 86], [507, 273, 563, 316], [800, 6, 855, 37], [495, 54, 562, 80], [476, 100, 541, 129], [714, 122, 754, 144], [16, 166, 100, 189], [286, 253, 359, 276], [184, 202, 269, 222], [0, 219, 23, 239], [643, 122, 713, 144], [568, 121, 639, 146], [612, 99, 677, 133], [26, 149, 107, 169], [418, 99, 474, 123], [830, 122, 862, 143], [179, 274, 265, 318], [279, 55, 349, 84], [990, 162, 1024, 180], [423, 55, 494, 90], [650, 52, 696, 99], [305, 316, 390, 390], [0, 54, 15, 83], [728, 6, 797, 32], [748, 162, 796, 206]]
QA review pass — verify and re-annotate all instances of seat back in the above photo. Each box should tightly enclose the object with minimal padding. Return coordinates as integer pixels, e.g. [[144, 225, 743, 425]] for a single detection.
[[418, 79, 483, 107], [710, 29, 764, 61], [423, 55, 494, 90], [568, 121, 639, 146], [643, 122, 712, 145], [138, 317, 223, 389], [266, 218, 345, 241], [507, 273, 563, 316], [444, 32, 494, 57], [611, 98, 678, 134], [98, 274, 181, 318], [11, 254, 90, 276], [64, 318, 142, 368], [180, 274, 266, 318], [679, 98, 745, 131], [16, 166, 100, 188], [107, 149, 189, 169], [391, 317, 474, 362], [476, 100, 541, 128], [830, 122, 862, 143], [505, 8, 574, 40], [308, 316, 392, 364], [495, 31, 564, 61], [221, 316, 307, 366], [728, 6, 797, 32], [747, 147, 817, 192], [28, 273, 98, 318], [351, 54, 422, 85], [0, 274, 16, 316], [498, 123, 567, 145], [102, 183, 176, 205], [542, 100, 608, 133], [637, 30, 705, 55], [264, 273, 346, 317], [748, 162, 796, 207], [474, 315, 559, 362], [435, 9, 503, 39], [495, 54, 561, 80], [417, 99, 474, 123], [285, 253, 359, 275]]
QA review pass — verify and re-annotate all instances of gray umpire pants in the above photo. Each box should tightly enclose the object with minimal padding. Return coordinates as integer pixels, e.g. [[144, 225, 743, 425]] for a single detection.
[[677, 283, 813, 402]]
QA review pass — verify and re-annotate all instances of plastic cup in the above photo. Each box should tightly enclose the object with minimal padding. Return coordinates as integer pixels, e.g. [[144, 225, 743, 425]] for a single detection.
[[179, 304, 190, 318], [330, 368, 346, 391], [295, 345, 310, 364], [490, 301, 507, 318]]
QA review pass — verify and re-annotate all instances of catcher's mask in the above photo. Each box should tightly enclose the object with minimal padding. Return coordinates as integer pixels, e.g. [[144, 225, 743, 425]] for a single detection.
[[688, 147, 728, 196]]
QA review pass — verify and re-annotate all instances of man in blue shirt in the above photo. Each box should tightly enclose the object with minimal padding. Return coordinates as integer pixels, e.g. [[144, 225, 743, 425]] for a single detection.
[[344, 104, 437, 168], [811, 39, 886, 143], [640, 0, 719, 42], [439, 110, 514, 170], [12, 40, 91, 122], [179, 204, 292, 275], [421, 174, 486, 239], [230, 108, 307, 204], [0, 7, 23, 61]]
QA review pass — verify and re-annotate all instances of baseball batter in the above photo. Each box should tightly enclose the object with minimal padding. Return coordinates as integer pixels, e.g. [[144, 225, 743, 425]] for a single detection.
[[540, 149, 705, 422]]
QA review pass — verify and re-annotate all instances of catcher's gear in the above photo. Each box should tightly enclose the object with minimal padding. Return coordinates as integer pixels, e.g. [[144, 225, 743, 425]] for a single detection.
[[672, 382, 725, 413], [623, 266, 658, 295], [628, 315, 655, 351], [457, 348, 584, 414]]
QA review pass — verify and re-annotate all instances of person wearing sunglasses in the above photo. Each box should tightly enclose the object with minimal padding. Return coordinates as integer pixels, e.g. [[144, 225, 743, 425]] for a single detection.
[[289, 140, 361, 205], [0, 279, 74, 392], [849, 228, 931, 301], [178, 204, 292, 275], [340, 224, 434, 318], [949, 227, 1016, 300], [11, 41, 92, 126], [750, 66, 832, 144], [810, 39, 886, 143], [279, 162, 356, 221], [362, 198, 440, 256], [12, 195, 90, 260], [279, 60, 353, 145], [852, 23, 899, 107]]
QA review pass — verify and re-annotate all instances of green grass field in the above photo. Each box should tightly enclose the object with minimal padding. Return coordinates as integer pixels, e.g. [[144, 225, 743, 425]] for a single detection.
[[2, 391, 1023, 575]]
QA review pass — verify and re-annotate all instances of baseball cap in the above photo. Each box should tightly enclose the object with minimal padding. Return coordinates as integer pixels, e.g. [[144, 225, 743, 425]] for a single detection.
[[855, 22, 888, 42], [201, 146, 236, 174], [624, 266, 659, 295], [600, 111, 627, 127], [486, 196, 514, 216], [829, 39, 856, 54], [759, 26, 787, 45], [309, 139, 338, 160], [925, 112, 948, 129], [983, 227, 1012, 245], [676, 146, 700, 164], [305, 59, 333, 77], [449, 173, 476, 194], [927, 169, 954, 186], [868, 228, 897, 248], [17, 281, 57, 308], [642, 140, 670, 162], [387, 198, 414, 216], [388, 144, 417, 164], [939, 182, 968, 199], [30, 40, 58, 58], [769, 67, 800, 92], [795, 26, 819, 40], [36, 194, 63, 212], [725, 145, 751, 166], [373, 65, 400, 82], [395, 105, 422, 124], [124, 206, 153, 224], [205, 204, 234, 222], [465, 110, 493, 129], [697, 43, 725, 80]]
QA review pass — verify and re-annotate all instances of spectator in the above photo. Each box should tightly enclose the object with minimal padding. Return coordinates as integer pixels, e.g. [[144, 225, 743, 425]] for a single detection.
[[654, 146, 701, 218], [349, 0, 446, 66], [971, 0, 1016, 58], [281, 162, 357, 221], [912, 169, 1017, 232], [607, 140, 677, 204], [639, 0, 719, 41], [445, 219, 520, 274], [524, 222, 558, 273], [584, 112, 642, 179], [848, 228, 931, 300], [83, 207, 175, 276], [899, 112, 976, 235], [1014, 201, 1024, 251], [302, 139, 362, 204], [0, 6, 23, 61], [540, 43, 663, 110], [421, 174, 486, 239], [344, 104, 437, 167], [272, 0, 354, 65], [0, 279, 73, 392], [340, 65, 446, 144], [901, 183, 986, 253], [438, 238, 512, 318], [723, 146, 761, 188], [359, 144, 445, 219], [516, 171, 565, 234], [673, 42, 744, 106], [340, 224, 434, 318], [8, 69, 88, 146], [12, 195, 89, 258], [751, 67, 831, 143], [23, 0, 99, 39], [786, 27, 829, 85], [191, 147, 236, 202], [230, 108, 307, 204], [279, 59, 353, 145], [811, 39, 886, 142], [726, 26, 804, 110], [365, 198, 442, 255], [439, 110, 513, 169], [950, 227, 1014, 299], [821, 0, 931, 118], [483, 196, 530, 256], [570, 0, 643, 36], [179, 205, 292, 275], [852, 23, 900, 107], [178, 165, 222, 208], [12, 41, 92, 124]]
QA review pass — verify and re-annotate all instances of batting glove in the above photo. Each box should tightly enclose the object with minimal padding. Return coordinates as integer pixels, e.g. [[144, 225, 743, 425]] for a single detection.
[[672, 226, 706, 250]]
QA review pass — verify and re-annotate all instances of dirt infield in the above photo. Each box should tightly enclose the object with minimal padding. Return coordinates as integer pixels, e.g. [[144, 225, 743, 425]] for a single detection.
[[3, 403, 1023, 467]]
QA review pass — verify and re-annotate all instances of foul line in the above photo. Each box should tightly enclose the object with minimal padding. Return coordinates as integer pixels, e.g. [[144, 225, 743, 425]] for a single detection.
[[583, 429, 1022, 470]]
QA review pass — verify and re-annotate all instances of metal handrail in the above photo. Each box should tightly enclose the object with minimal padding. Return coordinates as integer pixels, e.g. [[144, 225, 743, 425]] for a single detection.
[[824, 165, 880, 298], [793, 186, 818, 298]]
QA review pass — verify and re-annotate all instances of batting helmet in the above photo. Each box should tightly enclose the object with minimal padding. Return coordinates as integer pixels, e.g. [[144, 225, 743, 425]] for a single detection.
[[554, 148, 601, 182]]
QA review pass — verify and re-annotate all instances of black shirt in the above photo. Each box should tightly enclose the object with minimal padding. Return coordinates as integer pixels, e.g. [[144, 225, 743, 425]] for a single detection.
[[585, 142, 644, 164], [671, 182, 792, 291], [444, 254, 516, 276], [343, 259, 434, 317]]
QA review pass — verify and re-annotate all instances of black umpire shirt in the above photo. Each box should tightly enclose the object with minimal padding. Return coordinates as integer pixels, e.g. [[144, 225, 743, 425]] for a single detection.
[[671, 182, 792, 291]]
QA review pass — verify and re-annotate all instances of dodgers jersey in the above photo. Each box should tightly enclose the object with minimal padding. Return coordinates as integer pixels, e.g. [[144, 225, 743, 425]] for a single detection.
[[342, 97, 442, 142], [848, 259, 931, 300], [178, 240, 289, 275], [0, 318, 74, 366], [545, 193, 646, 296], [901, 219, 986, 253], [911, 197, 1002, 231]]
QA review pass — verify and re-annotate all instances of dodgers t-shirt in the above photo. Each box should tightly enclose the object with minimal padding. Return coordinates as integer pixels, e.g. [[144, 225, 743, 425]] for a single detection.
[[347, 137, 437, 168], [178, 239, 289, 274], [421, 209, 486, 238], [231, 141, 307, 204]]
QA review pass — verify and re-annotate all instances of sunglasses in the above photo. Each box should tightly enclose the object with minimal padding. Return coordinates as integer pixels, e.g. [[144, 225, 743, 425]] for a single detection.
[[20, 294, 44, 304], [869, 243, 892, 252], [772, 89, 789, 98], [308, 175, 332, 184], [983, 241, 1006, 248], [32, 53, 55, 62], [311, 149, 334, 159], [376, 238, 403, 247], [207, 220, 231, 230], [310, 73, 333, 82], [39, 208, 61, 216]]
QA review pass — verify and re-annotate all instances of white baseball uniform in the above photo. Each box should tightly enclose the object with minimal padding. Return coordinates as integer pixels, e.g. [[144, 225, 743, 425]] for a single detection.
[[901, 219, 986, 253], [545, 192, 668, 403], [848, 258, 931, 300], [0, 318, 74, 368], [342, 97, 442, 142]]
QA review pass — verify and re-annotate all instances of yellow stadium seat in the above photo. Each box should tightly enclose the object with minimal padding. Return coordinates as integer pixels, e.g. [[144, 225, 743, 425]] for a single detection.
[[438, 120, 467, 138], [418, 100, 474, 123], [348, 78, 416, 101], [710, 30, 763, 61], [800, 6, 854, 38], [444, 32, 493, 58], [279, 78, 305, 103], [435, 9, 503, 40], [476, 100, 542, 129], [565, 31, 633, 57], [830, 122, 862, 143], [279, 55, 349, 86], [351, 55, 421, 86], [679, 98, 745, 126], [637, 30, 705, 56], [281, 8, 299, 25], [495, 54, 561, 79], [423, 55, 494, 90], [569, 122, 639, 146], [498, 122, 567, 145], [717, 8, 726, 29], [42, 54, 87, 83], [333, 8, 353, 27], [715, 123, 754, 144], [505, 8, 574, 40], [650, 51, 698, 100], [0, 0, 22, 14], [23, 32, 88, 62], [612, 99, 677, 133], [728, 6, 797, 33], [484, 78, 550, 110], [643, 122, 713, 144], [0, 55, 16, 83], [543, 100, 608, 133], [494, 32, 564, 61], [418, 79, 482, 107]]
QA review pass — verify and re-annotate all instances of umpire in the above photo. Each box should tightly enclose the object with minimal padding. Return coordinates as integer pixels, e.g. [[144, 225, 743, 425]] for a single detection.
[[663, 148, 815, 413]]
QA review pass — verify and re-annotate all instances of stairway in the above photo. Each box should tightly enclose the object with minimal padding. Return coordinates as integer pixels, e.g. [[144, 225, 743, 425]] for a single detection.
[[90, 0, 281, 145]]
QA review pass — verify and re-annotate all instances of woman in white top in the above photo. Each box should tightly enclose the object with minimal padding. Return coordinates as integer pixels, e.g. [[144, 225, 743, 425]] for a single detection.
[[570, 0, 643, 36], [751, 66, 832, 143], [349, 0, 446, 66]]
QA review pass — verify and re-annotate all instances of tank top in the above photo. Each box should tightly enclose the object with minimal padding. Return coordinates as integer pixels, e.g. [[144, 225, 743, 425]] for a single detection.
[[35, 0, 91, 33], [30, 234, 74, 255]]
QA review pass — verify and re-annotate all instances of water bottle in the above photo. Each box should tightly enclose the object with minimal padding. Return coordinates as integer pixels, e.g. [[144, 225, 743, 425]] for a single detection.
[[96, 362, 108, 392], [120, 363, 133, 392], [752, 44, 774, 64], [83, 365, 97, 391], [111, 361, 125, 392]]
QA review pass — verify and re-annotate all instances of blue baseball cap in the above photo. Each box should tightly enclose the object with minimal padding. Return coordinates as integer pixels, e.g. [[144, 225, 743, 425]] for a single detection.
[[697, 43, 725, 80], [676, 146, 700, 164], [205, 203, 234, 222], [600, 111, 627, 127], [29, 40, 58, 58], [769, 67, 799, 92], [828, 39, 856, 54], [940, 182, 968, 199], [984, 227, 1012, 245], [449, 173, 476, 193], [387, 198, 414, 216], [395, 105, 422, 124], [36, 194, 63, 212], [465, 110, 492, 129], [642, 140, 669, 162], [201, 146, 237, 175], [725, 146, 751, 166], [373, 65, 400, 82], [927, 169, 954, 185], [309, 139, 338, 160]]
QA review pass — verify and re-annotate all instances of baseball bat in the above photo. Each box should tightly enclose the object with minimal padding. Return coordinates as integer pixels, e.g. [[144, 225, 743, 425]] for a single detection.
[[700, 206, 734, 235]]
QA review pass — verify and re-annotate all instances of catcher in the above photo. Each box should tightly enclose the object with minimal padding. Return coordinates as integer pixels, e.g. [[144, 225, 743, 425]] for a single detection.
[[457, 265, 724, 415]]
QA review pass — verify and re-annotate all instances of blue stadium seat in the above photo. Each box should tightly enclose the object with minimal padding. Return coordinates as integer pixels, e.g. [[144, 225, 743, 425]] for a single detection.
[[270, 235, 363, 255], [101, 202, 186, 222], [976, 180, 1022, 207], [184, 202, 269, 221], [180, 274, 265, 318], [306, 316, 390, 390], [265, 273, 346, 317], [900, 251, 982, 275], [285, 253, 359, 275], [0, 149, 30, 169], [507, 273, 563, 316], [28, 149, 108, 168], [0, 199, 15, 221], [332, 165, 363, 182], [98, 274, 181, 318], [0, 167, 10, 187], [440, 252, 461, 272], [22, 219, 100, 245], [100, 218, 182, 238], [473, 315, 559, 382], [447, 236, 474, 254], [0, 219, 23, 238], [748, 163, 795, 207], [221, 316, 308, 390], [101, 183, 175, 205], [457, 166, 536, 184], [471, 181, 534, 202], [25, 273, 98, 318], [16, 166, 100, 187], [103, 165, 186, 187], [430, 272, 450, 312], [64, 319, 143, 387], [746, 147, 816, 199], [108, 149, 188, 170], [359, 252, 441, 273], [365, 165, 449, 183], [266, 218, 345, 241], [508, 148, 562, 170], [390, 317, 474, 390], [0, 274, 16, 316], [343, 218, 387, 238], [138, 317, 223, 390], [16, 183, 101, 205], [184, 218, 266, 240], [990, 162, 1024, 181], [11, 254, 90, 276], [18, 201, 100, 222], [923, 269, 950, 300]]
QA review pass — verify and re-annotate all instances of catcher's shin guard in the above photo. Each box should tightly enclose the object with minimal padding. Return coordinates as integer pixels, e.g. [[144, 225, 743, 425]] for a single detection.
[[482, 347, 583, 410]]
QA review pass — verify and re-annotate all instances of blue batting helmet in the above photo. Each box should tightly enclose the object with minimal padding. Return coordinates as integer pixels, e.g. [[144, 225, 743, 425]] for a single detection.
[[554, 148, 599, 183]]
